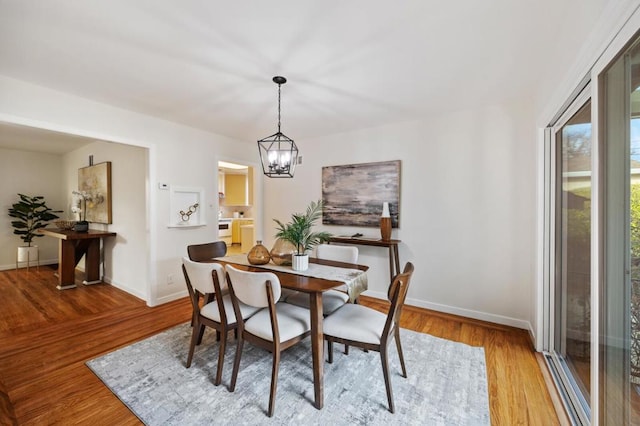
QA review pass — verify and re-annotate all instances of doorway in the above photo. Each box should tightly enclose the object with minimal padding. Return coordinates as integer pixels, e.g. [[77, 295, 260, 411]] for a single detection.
[[217, 160, 257, 254]]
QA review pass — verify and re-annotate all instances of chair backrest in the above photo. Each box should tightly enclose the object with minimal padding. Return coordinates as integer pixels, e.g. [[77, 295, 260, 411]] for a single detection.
[[382, 262, 415, 340], [316, 244, 358, 264], [225, 264, 281, 308], [182, 257, 227, 295], [187, 241, 227, 262]]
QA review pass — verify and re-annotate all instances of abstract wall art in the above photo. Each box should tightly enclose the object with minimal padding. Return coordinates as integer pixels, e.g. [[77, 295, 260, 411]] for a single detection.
[[78, 161, 112, 224], [322, 160, 400, 228]]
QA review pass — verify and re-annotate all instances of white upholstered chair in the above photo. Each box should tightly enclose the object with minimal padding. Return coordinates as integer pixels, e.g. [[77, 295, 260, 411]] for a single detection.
[[185, 241, 228, 325], [181, 257, 260, 386], [323, 262, 414, 413], [285, 244, 359, 315], [225, 265, 312, 417]]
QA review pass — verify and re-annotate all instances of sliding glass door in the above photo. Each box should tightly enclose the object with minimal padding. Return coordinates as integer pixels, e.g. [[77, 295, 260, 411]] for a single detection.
[[599, 35, 640, 425], [547, 94, 592, 424]]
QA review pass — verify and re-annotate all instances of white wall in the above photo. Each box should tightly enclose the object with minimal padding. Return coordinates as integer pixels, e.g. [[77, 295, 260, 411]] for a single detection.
[[0, 148, 65, 268], [0, 75, 257, 305], [263, 99, 537, 330], [62, 142, 148, 299]]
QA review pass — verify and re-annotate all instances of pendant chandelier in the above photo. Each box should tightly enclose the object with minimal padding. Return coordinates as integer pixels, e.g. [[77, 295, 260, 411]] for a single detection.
[[257, 76, 299, 178]]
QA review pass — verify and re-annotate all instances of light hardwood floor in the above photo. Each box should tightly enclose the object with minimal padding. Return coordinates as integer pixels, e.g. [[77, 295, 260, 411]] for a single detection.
[[0, 265, 559, 425]]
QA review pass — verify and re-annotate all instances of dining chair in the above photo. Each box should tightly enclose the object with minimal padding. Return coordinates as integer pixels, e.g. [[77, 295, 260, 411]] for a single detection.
[[322, 262, 415, 413], [225, 264, 312, 417], [187, 240, 227, 262], [285, 244, 359, 315], [181, 257, 260, 386], [186, 241, 228, 325]]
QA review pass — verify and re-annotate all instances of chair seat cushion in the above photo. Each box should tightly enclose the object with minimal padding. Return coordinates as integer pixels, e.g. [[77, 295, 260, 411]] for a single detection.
[[245, 303, 311, 342], [323, 304, 387, 345], [285, 289, 349, 315], [201, 294, 261, 324]]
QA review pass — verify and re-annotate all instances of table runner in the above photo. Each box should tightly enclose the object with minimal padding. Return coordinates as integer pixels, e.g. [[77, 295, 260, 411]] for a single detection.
[[216, 254, 368, 302]]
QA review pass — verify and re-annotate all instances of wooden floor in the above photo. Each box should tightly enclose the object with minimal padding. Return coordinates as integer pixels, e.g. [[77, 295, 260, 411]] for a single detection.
[[0, 265, 559, 425]]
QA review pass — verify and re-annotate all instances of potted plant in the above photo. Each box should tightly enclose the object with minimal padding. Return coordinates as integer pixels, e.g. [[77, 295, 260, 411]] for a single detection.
[[8, 193, 61, 266], [273, 200, 332, 271]]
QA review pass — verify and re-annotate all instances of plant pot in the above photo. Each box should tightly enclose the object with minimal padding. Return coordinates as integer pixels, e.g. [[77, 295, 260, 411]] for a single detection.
[[74, 220, 89, 232], [17, 246, 38, 263], [292, 254, 309, 271]]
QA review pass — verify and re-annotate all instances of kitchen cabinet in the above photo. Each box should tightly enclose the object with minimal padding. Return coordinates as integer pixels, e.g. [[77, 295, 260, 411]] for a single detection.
[[240, 225, 255, 253], [222, 168, 254, 206], [232, 219, 253, 243]]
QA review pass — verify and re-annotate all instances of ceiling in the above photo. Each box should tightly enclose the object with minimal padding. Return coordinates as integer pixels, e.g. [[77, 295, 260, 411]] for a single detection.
[[0, 0, 609, 150]]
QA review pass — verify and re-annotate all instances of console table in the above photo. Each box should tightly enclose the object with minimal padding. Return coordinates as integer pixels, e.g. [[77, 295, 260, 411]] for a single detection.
[[39, 228, 116, 290], [329, 236, 401, 282]]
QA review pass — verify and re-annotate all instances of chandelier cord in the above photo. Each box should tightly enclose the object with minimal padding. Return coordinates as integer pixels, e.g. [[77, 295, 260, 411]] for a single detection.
[[277, 83, 282, 133]]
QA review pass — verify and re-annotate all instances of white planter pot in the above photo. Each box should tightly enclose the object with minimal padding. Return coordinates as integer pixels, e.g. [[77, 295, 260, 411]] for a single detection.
[[292, 254, 309, 271], [17, 246, 39, 263]]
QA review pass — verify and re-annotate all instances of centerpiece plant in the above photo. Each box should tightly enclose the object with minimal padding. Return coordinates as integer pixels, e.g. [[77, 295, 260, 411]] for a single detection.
[[273, 200, 332, 271]]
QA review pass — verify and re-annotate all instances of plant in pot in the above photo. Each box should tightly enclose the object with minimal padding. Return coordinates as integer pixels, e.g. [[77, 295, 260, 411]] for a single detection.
[[8, 193, 62, 267], [72, 190, 91, 232], [273, 200, 332, 271]]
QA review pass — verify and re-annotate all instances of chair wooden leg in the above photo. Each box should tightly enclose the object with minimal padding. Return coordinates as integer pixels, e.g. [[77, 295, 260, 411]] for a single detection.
[[214, 331, 227, 386], [216, 330, 221, 342], [327, 339, 334, 363], [229, 337, 244, 392], [268, 351, 280, 417], [394, 327, 407, 378], [196, 324, 206, 345], [186, 321, 200, 368], [380, 346, 395, 413]]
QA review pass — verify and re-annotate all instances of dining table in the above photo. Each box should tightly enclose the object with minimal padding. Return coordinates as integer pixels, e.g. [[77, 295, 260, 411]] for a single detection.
[[213, 253, 369, 410]]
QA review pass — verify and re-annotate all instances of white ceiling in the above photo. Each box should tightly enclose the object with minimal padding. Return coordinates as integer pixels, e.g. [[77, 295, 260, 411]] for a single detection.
[[0, 0, 609, 149]]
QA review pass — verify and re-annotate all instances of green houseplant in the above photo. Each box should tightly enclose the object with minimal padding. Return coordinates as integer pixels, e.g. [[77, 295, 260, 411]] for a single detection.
[[8, 194, 62, 246], [273, 200, 331, 271], [8, 193, 61, 267]]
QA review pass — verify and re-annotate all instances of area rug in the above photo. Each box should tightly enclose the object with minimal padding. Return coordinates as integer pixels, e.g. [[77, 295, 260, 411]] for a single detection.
[[87, 323, 489, 425]]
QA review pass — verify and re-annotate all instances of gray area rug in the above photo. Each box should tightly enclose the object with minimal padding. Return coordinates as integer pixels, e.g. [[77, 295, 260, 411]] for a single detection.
[[87, 323, 489, 425]]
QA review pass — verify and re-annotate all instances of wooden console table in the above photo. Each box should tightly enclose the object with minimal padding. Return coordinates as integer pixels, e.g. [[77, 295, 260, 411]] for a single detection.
[[39, 228, 116, 290], [329, 236, 401, 282]]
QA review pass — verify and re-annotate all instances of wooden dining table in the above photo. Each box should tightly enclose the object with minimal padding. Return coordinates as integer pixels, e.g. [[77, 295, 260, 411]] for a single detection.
[[213, 254, 369, 410]]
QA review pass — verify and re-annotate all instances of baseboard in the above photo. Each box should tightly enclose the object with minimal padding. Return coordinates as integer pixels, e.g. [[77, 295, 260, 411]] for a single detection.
[[364, 290, 532, 330], [0, 258, 58, 271], [151, 289, 189, 307]]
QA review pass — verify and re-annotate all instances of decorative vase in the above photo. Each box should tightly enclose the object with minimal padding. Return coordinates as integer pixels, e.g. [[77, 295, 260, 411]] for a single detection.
[[74, 220, 89, 232], [247, 240, 271, 265], [380, 202, 392, 241], [292, 254, 309, 271], [270, 238, 297, 266]]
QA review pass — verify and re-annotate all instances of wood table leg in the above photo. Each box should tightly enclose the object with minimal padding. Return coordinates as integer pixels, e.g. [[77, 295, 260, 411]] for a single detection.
[[309, 292, 324, 409], [388, 246, 395, 282], [83, 238, 102, 284], [392, 243, 400, 278], [57, 240, 77, 290]]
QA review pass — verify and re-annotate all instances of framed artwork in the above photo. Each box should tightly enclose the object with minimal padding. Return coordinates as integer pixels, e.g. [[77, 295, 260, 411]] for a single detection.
[[78, 161, 112, 224], [322, 160, 400, 227]]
